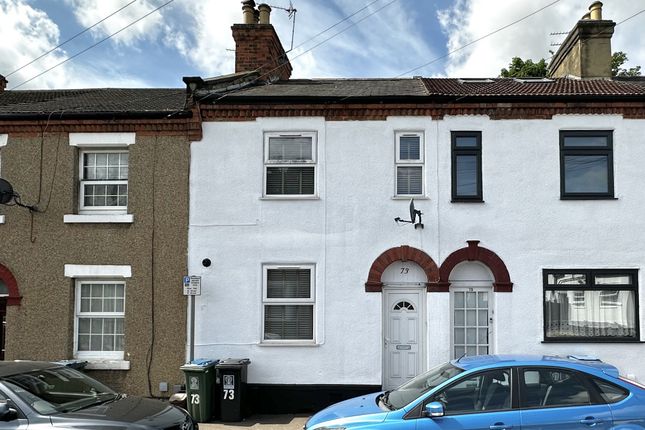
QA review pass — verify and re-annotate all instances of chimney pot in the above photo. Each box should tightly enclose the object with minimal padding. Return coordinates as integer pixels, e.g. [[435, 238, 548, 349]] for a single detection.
[[258, 4, 271, 24], [0, 74, 6, 92], [589, 1, 602, 20], [241, 0, 256, 24]]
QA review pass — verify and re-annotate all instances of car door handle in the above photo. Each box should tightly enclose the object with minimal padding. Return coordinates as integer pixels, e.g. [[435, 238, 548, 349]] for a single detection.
[[490, 423, 512, 430], [580, 417, 603, 426]]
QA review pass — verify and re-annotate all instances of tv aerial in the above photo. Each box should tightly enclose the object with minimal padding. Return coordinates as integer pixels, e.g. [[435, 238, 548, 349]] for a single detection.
[[395, 199, 424, 229], [0, 178, 38, 211]]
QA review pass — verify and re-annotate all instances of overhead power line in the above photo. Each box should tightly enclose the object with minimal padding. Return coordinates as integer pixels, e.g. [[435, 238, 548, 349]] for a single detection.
[[9, 0, 176, 90], [395, 0, 562, 77], [6, 0, 139, 78]]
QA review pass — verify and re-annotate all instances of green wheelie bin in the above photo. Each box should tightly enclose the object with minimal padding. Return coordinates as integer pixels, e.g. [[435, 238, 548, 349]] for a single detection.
[[180, 359, 218, 422]]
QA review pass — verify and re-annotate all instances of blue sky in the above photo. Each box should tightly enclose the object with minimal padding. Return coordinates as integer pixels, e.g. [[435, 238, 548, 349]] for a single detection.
[[0, 0, 643, 90]]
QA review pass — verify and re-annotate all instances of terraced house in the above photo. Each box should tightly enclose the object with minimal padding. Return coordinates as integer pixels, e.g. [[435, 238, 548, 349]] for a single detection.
[[0, 83, 199, 397], [184, 1, 645, 411]]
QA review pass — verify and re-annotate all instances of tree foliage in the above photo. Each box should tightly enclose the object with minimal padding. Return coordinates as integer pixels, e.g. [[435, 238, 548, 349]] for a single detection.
[[499, 53, 641, 78], [611, 51, 642, 77], [500, 57, 548, 78]]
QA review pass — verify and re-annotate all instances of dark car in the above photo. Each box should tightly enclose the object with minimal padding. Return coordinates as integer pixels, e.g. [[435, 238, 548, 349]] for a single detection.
[[0, 360, 197, 429]]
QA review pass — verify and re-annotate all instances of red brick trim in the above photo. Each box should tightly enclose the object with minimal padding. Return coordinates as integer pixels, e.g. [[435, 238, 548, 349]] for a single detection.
[[0, 115, 202, 141], [0, 264, 21, 306], [200, 101, 645, 122], [365, 245, 439, 293], [438, 240, 513, 292]]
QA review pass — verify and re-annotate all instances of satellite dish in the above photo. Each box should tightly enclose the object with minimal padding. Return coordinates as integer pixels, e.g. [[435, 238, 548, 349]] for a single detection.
[[0, 178, 14, 205], [409, 199, 417, 224], [394, 198, 424, 229]]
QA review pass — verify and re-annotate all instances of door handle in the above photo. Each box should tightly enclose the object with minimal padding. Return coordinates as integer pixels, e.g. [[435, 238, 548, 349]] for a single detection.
[[580, 417, 603, 426], [489, 424, 512, 430]]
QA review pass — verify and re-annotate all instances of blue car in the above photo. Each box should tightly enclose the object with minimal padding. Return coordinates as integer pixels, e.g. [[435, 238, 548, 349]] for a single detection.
[[305, 355, 645, 430]]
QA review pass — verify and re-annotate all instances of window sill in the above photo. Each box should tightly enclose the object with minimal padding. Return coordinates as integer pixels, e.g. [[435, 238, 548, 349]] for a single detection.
[[0, 215, 4, 224], [451, 199, 485, 203], [64, 214, 134, 224], [82, 359, 131, 370], [260, 196, 320, 201], [542, 339, 643, 344], [259, 341, 319, 347], [560, 196, 618, 201], [392, 196, 429, 200]]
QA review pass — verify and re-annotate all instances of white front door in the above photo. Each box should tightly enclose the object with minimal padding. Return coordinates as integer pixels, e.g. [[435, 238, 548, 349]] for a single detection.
[[383, 288, 424, 390]]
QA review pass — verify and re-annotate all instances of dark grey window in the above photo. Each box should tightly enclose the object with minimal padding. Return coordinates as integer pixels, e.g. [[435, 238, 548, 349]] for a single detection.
[[560, 131, 613, 199], [590, 377, 629, 403], [396, 133, 424, 196], [263, 267, 314, 341], [521, 368, 591, 408], [265, 134, 315, 196], [433, 368, 511, 414], [451, 132, 482, 201], [543, 269, 639, 342]]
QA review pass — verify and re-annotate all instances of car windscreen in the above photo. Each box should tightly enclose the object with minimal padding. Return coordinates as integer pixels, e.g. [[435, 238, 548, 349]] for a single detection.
[[1, 366, 116, 415], [385, 362, 463, 410]]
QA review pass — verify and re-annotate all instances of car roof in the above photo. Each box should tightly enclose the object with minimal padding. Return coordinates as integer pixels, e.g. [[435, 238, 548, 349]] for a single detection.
[[0, 361, 61, 378], [451, 354, 620, 378]]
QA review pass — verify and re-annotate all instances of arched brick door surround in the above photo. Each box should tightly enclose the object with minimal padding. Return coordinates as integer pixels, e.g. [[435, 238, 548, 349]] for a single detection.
[[0, 264, 21, 305], [365, 245, 440, 292], [437, 240, 513, 292]]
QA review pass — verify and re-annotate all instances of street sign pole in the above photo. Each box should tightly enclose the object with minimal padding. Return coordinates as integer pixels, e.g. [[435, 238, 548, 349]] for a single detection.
[[189, 295, 195, 362], [183, 275, 201, 363]]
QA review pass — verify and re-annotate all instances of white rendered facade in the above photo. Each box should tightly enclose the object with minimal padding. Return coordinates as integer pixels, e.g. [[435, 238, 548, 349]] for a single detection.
[[188, 113, 645, 388]]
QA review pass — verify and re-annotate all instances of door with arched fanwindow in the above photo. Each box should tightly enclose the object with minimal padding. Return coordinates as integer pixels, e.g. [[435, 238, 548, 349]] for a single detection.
[[382, 261, 427, 390], [449, 262, 494, 359]]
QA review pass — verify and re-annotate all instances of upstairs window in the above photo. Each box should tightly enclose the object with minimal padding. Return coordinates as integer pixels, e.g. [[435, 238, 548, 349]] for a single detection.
[[264, 133, 316, 197], [560, 131, 614, 199], [80, 150, 128, 212], [451, 132, 482, 202], [395, 132, 424, 196], [543, 269, 638, 341], [263, 265, 315, 342]]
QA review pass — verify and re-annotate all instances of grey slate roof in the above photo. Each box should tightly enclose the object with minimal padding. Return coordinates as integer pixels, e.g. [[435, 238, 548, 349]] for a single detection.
[[221, 78, 428, 98], [216, 77, 645, 100], [0, 88, 187, 118]]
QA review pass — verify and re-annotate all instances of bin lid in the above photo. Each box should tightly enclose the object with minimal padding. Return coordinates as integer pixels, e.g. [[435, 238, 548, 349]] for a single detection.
[[215, 358, 251, 367], [180, 358, 218, 370]]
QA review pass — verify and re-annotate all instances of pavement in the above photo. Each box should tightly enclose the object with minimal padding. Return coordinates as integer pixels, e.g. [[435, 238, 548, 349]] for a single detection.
[[199, 415, 309, 429]]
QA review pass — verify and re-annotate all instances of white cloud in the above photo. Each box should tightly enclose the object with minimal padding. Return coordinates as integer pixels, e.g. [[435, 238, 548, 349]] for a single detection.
[[437, 0, 645, 78], [63, 0, 165, 47], [0, 0, 150, 89]]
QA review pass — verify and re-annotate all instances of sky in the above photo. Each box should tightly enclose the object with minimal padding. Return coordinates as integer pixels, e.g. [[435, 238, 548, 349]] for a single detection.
[[0, 0, 643, 90]]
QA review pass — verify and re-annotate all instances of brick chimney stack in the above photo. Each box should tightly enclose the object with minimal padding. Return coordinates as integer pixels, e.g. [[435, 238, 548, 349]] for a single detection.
[[548, 1, 615, 79], [0, 75, 7, 92], [231, 0, 292, 81]]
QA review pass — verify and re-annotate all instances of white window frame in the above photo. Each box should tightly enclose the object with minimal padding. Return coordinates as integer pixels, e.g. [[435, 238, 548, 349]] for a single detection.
[[395, 131, 425, 197], [78, 149, 129, 214], [262, 264, 315, 344], [74, 279, 126, 361], [64, 264, 131, 369], [67, 133, 135, 221], [263, 132, 317, 198]]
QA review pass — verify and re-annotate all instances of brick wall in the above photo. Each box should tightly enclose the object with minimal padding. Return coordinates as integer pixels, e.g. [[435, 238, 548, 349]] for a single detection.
[[231, 24, 292, 81]]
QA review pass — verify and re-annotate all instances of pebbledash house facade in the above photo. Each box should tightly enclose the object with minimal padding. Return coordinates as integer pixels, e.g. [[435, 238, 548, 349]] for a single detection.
[[184, 2, 645, 410], [0, 85, 199, 396]]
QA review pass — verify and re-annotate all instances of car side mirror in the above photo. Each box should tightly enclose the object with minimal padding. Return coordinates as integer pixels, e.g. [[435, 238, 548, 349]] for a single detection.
[[424, 401, 445, 418], [0, 402, 18, 422]]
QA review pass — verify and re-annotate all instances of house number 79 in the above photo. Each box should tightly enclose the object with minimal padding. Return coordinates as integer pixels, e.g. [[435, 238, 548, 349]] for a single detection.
[[400, 268, 409, 274]]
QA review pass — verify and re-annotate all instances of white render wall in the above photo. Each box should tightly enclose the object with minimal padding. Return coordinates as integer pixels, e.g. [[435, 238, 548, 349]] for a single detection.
[[189, 114, 645, 386]]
